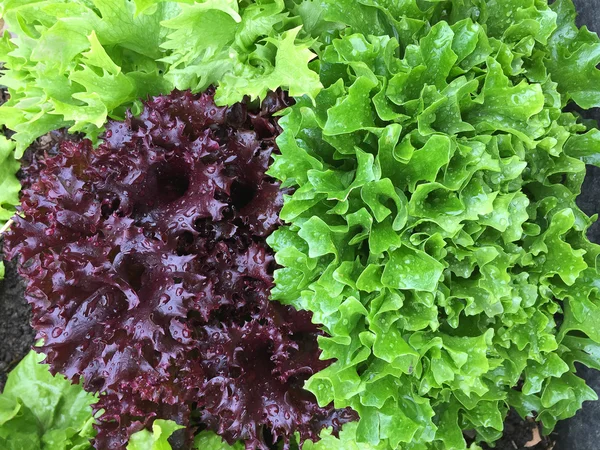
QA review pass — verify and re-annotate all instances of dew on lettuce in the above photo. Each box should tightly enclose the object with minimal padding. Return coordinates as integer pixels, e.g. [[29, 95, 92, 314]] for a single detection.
[[4, 89, 356, 450], [267, 1, 600, 449]]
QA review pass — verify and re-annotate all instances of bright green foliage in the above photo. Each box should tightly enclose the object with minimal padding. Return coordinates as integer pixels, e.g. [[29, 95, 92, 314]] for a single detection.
[[161, 0, 322, 105], [0, 350, 97, 450], [128, 421, 244, 450], [0, 0, 175, 156], [304, 423, 485, 450], [0, 134, 20, 279], [127, 420, 184, 450], [194, 431, 244, 450], [0, 135, 19, 222], [268, 1, 600, 448], [546, 0, 600, 108], [0, 0, 320, 156], [0, 352, 238, 450], [3, 0, 600, 449]]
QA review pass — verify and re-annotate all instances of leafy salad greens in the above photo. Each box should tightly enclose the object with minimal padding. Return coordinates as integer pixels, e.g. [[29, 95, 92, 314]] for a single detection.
[[269, 1, 600, 447], [0, 350, 96, 450], [0, 0, 320, 155], [2, 0, 600, 449], [0, 0, 319, 279], [0, 349, 246, 450], [4, 88, 356, 449]]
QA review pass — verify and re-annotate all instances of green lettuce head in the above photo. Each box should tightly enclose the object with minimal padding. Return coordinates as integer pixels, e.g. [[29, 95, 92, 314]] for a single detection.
[[268, 0, 600, 448]]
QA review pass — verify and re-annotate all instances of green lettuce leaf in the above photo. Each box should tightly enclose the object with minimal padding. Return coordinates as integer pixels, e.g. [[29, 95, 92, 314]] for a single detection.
[[0, 135, 19, 223], [546, 0, 600, 108], [0, 0, 176, 155], [0, 0, 321, 155], [127, 420, 245, 450], [268, 3, 600, 448], [193, 431, 244, 450], [161, 0, 322, 105], [0, 350, 97, 450], [127, 420, 184, 450]]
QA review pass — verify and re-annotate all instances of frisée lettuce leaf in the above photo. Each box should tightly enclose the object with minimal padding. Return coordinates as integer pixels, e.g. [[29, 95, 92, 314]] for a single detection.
[[0, 0, 320, 156], [268, 1, 600, 449]]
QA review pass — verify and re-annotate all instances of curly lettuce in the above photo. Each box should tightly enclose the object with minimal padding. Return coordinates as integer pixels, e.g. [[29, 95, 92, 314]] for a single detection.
[[0, 0, 321, 156], [3, 0, 600, 449], [268, 1, 600, 449], [0, 350, 242, 450], [4, 89, 353, 449]]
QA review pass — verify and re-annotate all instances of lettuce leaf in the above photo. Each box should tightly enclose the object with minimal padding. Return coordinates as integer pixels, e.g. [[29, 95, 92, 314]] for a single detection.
[[546, 0, 600, 108], [128, 422, 245, 450], [127, 420, 185, 450], [0, 351, 242, 450], [0, 134, 20, 278], [161, 0, 322, 105], [0, 0, 321, 155], [0, 135, 19, 223], [0, 350, 97, 450], [4, 88, 354, 449], [193, 431, 244, 450], [0, 0, 175, 156], [268, 2, 600, 449]]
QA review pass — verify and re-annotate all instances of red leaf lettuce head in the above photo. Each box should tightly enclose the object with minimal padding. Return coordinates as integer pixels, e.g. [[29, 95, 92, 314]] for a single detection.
[[4, 89, 357, 450]]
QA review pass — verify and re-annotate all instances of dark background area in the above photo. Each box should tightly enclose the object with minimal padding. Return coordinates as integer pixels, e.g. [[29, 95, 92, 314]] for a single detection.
[[0, 246, 31, 389], [0, 1, 600, 449], [555, 1, 600, 449]]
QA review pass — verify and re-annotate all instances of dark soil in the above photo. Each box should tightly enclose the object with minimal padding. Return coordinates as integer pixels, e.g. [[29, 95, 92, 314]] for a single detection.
[[479, 410, 554, 450], [0, 86, 35, 390], [0, 247, 33, 390]]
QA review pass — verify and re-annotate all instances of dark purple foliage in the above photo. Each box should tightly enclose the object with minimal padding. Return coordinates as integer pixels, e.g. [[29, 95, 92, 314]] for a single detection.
[[4, 89, 357, 450], [19, 128, 82, 190]]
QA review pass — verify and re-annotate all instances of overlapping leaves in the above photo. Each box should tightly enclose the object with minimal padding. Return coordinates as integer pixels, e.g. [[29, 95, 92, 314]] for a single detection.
[[0, 0, 321, 156], [0, 0, 323, 281], [0, 350, 240, 450], [5, 89, 355, 449], [4, 0, 600, 449], [268, 3, 600, 449], [0, 134, 20, 278], [0, 350, 97, 450]]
